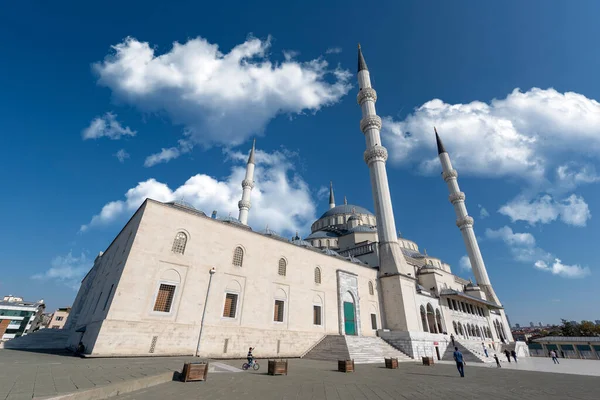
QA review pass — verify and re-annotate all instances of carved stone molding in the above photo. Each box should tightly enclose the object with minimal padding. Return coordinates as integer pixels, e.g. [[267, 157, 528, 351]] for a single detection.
[[364, 145, 388, 165], [238, 200, 251, 210], [442, 169, 458, 181], [449, 191, 466, 204], [357, 88, 377, 105], [456, 216, 474, 229], [241, 179, 254, 189], [360, 115, 382, 133]]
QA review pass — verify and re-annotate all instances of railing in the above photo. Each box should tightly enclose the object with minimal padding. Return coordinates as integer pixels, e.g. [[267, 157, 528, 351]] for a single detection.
[[338, 243, 375, 257]]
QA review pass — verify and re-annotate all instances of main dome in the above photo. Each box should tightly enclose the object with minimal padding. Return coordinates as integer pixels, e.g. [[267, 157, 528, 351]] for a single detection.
[[319, 204, 374, 219]]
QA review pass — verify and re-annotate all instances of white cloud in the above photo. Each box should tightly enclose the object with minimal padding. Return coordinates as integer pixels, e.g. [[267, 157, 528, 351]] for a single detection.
[[382, 88, 600, 182], [534, 259, 590, 279], [459, 255, 471, 271], [485, 226, 589, 278], [555, 162, 600, 192], [478, 204, 489, 219], [499, 194, 591, 227], [143, 139, 193, 167], [82, 112, 136, 140], [81, 149, 316, 236], [326, 47, 342, 54], [114, 149, 130, 163], [94, 36, 351, 150], [32, 252, 91, 289]]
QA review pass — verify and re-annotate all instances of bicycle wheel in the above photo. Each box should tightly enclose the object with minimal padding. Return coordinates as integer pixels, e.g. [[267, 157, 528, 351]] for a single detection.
[[242, 363, 249, 370], [252, 362, 260, 371]]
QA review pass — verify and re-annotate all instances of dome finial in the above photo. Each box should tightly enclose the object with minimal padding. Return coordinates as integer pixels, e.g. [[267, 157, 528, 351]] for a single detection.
[[329, 181, 335, 209], [344, 196, 348, 205]]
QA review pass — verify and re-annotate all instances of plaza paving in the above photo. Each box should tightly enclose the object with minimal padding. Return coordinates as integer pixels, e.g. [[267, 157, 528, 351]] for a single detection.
[[1, 349, 599, 400]]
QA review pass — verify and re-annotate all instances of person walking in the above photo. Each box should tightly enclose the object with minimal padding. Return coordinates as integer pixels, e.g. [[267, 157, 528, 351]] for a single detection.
[[550, 350, 559, 364], [504, 349, 511, 363], [482, 342, 488, 357], [493, 354, 501, 367], [453, 347, 465, 377], [511, 350, 518, 363], [451, 333, 455, 347]]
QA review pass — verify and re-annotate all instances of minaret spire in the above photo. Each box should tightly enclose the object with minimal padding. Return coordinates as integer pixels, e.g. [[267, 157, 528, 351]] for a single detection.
[[357, 43, 368, 72], [238, 139, 256, 225], [434, 127, 446, 155], [328, 181, 336, 209]]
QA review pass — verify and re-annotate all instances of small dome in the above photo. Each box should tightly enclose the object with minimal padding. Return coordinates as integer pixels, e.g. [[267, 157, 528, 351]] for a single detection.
[[322, 248, 340, 256], [291, 238, 313, 247], [348, 215, 360, 222], [219, 215, 243, 225]]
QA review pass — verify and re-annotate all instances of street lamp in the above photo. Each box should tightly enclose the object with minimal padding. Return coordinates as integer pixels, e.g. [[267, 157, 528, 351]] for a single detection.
[[195, 267, 216, 357]]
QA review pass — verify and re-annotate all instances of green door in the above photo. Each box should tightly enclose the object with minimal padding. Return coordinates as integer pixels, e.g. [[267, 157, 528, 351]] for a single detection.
[[343, 302, 356, 335]]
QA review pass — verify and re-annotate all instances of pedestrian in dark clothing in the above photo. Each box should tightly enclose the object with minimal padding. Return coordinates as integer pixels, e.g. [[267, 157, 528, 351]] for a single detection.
[[450, 334, 455, 347], [511, 350, 517, 363], [453, 347, 465, 377], [504, 349, 511, 362], [493, 354, 501, 368]]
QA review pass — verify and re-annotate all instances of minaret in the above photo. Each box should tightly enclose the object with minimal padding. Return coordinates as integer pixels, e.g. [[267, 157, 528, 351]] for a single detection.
[[435, 128, 500, 304], [237, 139, 255, 225], [329, 181, 336, 209], [357, 45, 411, 276]]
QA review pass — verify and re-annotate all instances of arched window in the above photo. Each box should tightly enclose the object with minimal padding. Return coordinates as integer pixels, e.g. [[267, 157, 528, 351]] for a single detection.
[[314, 267, 321, 284], [316, 239, 321, 247], [426, 304, 437, 333], [420, 306, 428, 332], [453, 321, 458, 334], [171, 232, 187, 254], [435, 309, 443, 333], [278, 258, 287, 276], [232, 246, 244, 267], [326, 239, 330, 247], [368, 281, 374, 296]]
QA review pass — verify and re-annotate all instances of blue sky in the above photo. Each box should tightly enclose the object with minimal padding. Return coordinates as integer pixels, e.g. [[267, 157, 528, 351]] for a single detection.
[[1, 0, 599, 326]]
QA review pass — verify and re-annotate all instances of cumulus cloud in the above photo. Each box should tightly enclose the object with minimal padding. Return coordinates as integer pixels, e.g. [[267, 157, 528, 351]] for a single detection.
[[499, 194, 591, 227], [485, 226, 589, 278], [326, 47, 342, 54], [534, 259, 591, 279], [383, 88, 600, 180], [32, 252, 91, 289], [82, 112, 136, 140], [81, 148, 316, 236], [555, 162, 600, 192], [114, 149, 130, 163], [143, 139, 193, 167], [478, 204, 490, 219], [459, 255, 471, 271], [94, 36, 352, 151]]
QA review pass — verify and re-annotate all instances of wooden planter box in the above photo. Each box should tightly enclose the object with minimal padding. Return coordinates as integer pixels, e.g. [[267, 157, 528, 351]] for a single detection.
[[422, 357, 434, 366], [338, 359, 355, 373], [181, 362, 209, 382], [385, 357, 398, 369], [268, 359, 288, 375]]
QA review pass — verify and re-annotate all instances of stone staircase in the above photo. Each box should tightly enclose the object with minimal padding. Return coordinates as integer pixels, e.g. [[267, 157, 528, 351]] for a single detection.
[[0, 329, 71, 350], [345, 336, 412, 364], [303, 335, 412, 364], [442, 339, 494, 363]]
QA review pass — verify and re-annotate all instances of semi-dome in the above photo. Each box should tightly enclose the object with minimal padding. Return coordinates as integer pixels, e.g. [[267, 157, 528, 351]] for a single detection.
[[319, 204, 373, 219], [322, 248, 340, 256], [291, 238, 313, 247], [305, 230, 340, 240]]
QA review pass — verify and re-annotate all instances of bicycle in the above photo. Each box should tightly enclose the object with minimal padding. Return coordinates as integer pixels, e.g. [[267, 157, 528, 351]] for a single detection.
[[242, 360, 260, 371]]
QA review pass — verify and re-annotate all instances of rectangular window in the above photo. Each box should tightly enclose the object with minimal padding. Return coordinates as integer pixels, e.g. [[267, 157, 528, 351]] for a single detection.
[[274, 300, 284, 322], [55, 316, 64, 321], [153, 284, 176, 313], [103, 284, 114, 311], [371, 314, 377, 330], [313, 305, 322, 325], [222, 293, 238, 318]]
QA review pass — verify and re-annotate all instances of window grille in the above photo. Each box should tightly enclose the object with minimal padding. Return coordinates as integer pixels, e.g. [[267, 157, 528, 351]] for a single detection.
[[274, 300, 284, 322], [368, 281, 374, 295], [314, 267, 321, 284], [278, 258, 287, 276], [233, 247, 244, 266], [153, 284, 176, 312], [222, 293, 238, 318], [313, 305, 322, 325], [171, 232, 187, 254]]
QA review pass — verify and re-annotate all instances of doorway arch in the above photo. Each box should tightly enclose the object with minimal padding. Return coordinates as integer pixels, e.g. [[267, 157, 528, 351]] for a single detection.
[[342, 291, 357, 336]]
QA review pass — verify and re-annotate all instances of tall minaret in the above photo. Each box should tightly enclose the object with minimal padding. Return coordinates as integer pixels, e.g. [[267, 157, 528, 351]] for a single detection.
[[238, 139, 255, 225], [329, 181, 336, 209], [357, 45, 411, 276], [435, 128, 500, 304]]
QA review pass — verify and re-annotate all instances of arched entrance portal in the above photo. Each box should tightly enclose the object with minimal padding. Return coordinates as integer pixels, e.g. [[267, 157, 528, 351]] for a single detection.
[[342, 291, 357, 336]]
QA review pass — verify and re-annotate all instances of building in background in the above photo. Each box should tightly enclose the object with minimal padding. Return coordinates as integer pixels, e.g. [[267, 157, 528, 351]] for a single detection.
[[48, 307, 71, 329], [530, 322, 535, 328], [529, 336, 600, 360], [0, 295, 45, 341]]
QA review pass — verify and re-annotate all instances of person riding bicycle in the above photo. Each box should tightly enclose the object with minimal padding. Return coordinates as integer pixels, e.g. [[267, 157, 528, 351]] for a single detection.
[[247, 347, 255, 366]]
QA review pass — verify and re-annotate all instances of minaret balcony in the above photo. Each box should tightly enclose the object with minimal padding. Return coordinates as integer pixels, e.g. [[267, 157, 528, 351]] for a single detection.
[[442, 169, 458, 181], [238, 200, 251, 210], [357, 87, 377, 105], [456, 216, 474, 229], [449, 192, 466, 204], [360, 115, 382, 133], [363, 145, 388, 165], [241, 179, 255, 189]]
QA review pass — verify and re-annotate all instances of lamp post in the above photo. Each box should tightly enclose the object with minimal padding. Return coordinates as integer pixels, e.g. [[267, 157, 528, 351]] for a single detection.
[[195, 267, 216, 357]]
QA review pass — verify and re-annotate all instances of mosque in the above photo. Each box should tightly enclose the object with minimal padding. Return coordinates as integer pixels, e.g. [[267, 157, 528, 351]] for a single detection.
[[60, 46, 520, 361]]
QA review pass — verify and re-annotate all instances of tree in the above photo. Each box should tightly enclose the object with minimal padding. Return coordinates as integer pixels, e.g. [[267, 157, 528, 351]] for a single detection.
[[559, 319, 580, 336], [579, 320, 600, 336]]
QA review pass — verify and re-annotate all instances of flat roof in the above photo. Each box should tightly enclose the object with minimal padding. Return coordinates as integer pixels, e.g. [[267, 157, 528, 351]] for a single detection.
[[533, 336, 600, 343]]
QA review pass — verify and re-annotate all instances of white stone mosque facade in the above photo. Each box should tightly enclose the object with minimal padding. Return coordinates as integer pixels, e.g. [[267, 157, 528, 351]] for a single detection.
[[58, 46, 520, 361]]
